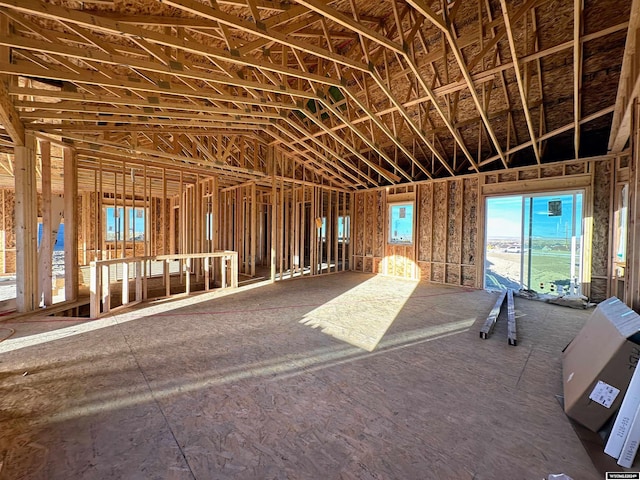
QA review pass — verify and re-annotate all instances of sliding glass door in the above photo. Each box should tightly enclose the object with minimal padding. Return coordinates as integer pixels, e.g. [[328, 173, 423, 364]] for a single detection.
[[484, 191, 583, 295]]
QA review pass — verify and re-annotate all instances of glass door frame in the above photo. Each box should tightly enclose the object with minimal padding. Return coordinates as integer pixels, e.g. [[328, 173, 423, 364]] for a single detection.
[[484, 188, 585, 294]]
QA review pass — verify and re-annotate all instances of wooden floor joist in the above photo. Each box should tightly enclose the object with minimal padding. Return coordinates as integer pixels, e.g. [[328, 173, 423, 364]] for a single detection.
[[479, 289, 507, 339]]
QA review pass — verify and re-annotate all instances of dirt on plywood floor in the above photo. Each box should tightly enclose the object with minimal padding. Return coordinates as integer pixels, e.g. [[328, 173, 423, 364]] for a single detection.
[[0, 272, 599, 479]]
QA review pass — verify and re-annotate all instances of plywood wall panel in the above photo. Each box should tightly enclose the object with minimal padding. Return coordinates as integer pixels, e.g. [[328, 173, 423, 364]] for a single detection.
[[518, 169, 539, 180], [590, 278, 608, 303], [498, 172, 517, 182], [88, 193, 97, 251], [364, 256, 372, 273], [373, 257, 382, 274], [418, 261, 430, 281], [541, 165, 564, 177], [354, 256, 363, 272], [432, 182, 447, 264], [462, 178, 478, 266], [445, 264, 460, 284], [0, 190, 16, 274], [446, 180, 461, 265], [354, 192, 365, 258], [374, 191, 384, 258], [566, 163, 587, 175], [592, 160, 611, 282], [431, 262, 444, 283], [462, 265, 476, 287], [405, 244, 416, 279], [417, 183, 432, 262], [364, 191, 375, 256], [2, 189, 15, 250]]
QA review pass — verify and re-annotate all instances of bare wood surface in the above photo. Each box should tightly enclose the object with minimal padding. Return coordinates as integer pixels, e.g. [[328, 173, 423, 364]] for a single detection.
[[0, 274, 601, 479]]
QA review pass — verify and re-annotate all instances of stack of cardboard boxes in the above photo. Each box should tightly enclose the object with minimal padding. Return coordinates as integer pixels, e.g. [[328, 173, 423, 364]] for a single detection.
[[562, 297, 640, 468]]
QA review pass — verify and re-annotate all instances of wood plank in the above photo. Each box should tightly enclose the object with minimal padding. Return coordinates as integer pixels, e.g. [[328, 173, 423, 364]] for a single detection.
[[0, 15, 24, 146], [15, 133, 38, 312], [39, 140, 53, 306], [499, 0, 541, 164], [251, 182, 257, 277], [608, 0, 640, 152]]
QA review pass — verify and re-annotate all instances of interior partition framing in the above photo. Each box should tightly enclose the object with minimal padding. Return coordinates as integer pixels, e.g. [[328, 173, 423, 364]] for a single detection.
[[5, 141, 639, 312]]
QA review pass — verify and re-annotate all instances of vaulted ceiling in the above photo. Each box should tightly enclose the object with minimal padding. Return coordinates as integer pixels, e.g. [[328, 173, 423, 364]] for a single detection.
[[0, 0, 633, 190]]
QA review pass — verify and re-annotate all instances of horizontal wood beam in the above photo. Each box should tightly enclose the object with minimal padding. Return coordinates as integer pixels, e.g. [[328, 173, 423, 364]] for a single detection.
[[0, 77, 24, 145]]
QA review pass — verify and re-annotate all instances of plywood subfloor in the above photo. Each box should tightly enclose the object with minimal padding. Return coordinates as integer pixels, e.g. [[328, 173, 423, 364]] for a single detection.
[[0, 272, 599, 479]]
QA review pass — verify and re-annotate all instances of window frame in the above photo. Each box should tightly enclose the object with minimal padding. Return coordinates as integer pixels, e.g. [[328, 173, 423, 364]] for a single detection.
[[387, 202, 415, 246]]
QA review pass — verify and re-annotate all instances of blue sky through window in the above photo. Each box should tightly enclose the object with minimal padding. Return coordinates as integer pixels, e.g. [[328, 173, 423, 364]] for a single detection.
[[105, 207, 146, 241], [486, 194, 582, 241]]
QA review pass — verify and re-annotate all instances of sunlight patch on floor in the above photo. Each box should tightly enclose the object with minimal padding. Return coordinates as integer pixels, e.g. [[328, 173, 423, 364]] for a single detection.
[[299, 275, 419, 351]]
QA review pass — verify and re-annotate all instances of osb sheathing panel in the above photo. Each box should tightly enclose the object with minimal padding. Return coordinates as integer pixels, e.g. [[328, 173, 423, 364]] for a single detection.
[[1, 189, 16, 274], [591, 160, 612, 299], [462, 178, 478, 268], [385, 245, 415, 279], [417, 183, 432, 263], [151, 197, 170, 254], [89, 193, 98, 251], [4, 251, 15, 274], [354, 193, 365, 257], [498, 172, 518, 183], [354, 256, 363, 272], [374, 192, 384, 258], [591, 278, 608, 303], [1, 189, 15, 250], [418, 261, 431, 281], [445, 264, 460, 285], [77, 193, 96, 253], [462, 265, 476, 287], [373, 257, 382, 274], [432, 183, 447, 264], [566, 163, 587, 175], [431, 262, 444, 283], [364, 192, 375, 256], [355, 177, 479, 286], [364, 257, 372, 274], [77, 195, 85, 249], [353, 191, 384, 271], [446, 181, 462, 265], [519, 169, 539, 180], [541, 165, 565, 178]]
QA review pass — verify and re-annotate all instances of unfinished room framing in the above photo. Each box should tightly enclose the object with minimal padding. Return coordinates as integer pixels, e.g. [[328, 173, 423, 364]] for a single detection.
[[1, 0, 640, 477]]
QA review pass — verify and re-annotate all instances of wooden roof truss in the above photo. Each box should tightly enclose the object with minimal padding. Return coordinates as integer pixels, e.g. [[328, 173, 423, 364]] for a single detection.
[[0, 0, 632, 190]]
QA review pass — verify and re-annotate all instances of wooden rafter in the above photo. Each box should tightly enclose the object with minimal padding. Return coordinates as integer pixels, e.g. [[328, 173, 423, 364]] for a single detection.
[[407, 0, 505, 170], [573, 0, 583, 158], [499, 0, 541, 164], [0, 0, 630, 190], [608, 0, 640, 153]]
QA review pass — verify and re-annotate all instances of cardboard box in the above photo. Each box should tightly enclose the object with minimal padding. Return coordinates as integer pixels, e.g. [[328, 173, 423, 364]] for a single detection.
[[562, 297, 640, 432]]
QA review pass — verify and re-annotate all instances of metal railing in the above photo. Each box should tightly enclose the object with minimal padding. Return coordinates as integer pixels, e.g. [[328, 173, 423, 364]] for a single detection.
[[89, 251, 238, 318]]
